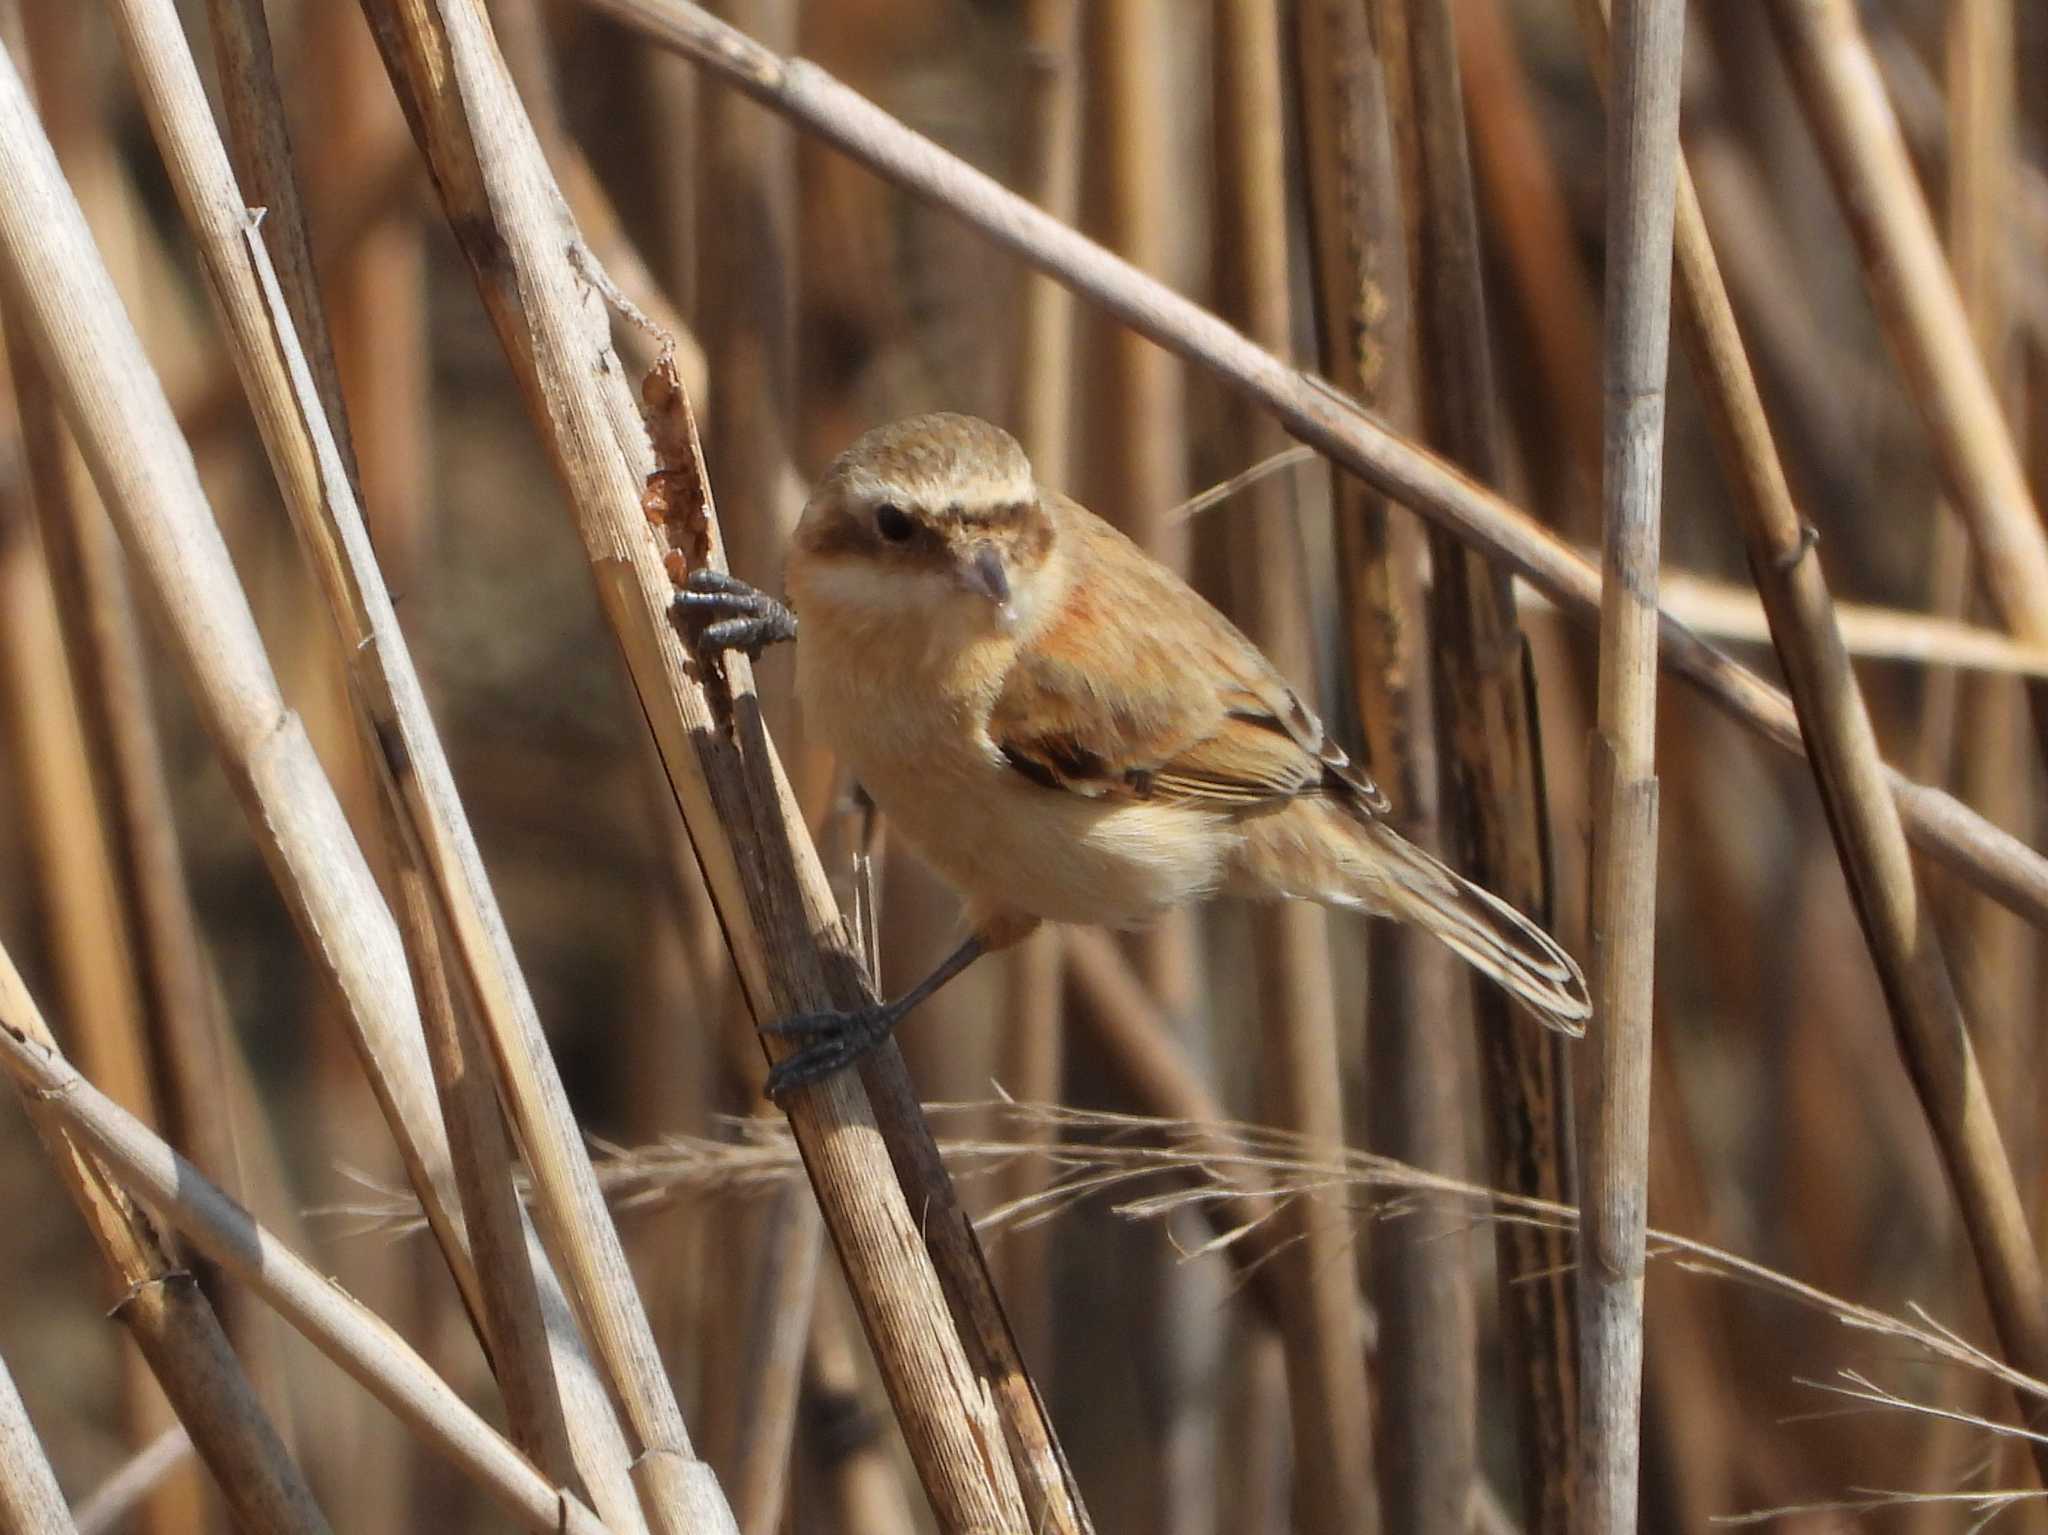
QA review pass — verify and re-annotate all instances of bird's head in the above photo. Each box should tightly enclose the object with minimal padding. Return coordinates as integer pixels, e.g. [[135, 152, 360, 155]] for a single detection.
[[788, 413, 1061, 636]]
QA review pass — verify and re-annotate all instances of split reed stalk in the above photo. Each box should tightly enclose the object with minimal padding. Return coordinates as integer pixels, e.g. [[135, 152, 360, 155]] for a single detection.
[[574, 0, 2048, 941], [1577, 2, 1685, 1528], [0, 1349, 75, 1535], [1292, 3, 1481, 1531], [1571, 0, 2048, 1485], [1373, 1, 1579, 1524], [356, 2, 1086, 1527], [1215, 7, 1374, 1532]]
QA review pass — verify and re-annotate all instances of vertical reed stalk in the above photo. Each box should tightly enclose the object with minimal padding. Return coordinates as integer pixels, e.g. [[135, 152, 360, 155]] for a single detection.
[[1372, 0, 1578, 1523], [1216, 5, 1374, 1532], [1574, 0, 2048, 1487], [1578, 2, 1684, 1527], [998, 0, 1081, 1376], [1292, 3, 1478, 1528]]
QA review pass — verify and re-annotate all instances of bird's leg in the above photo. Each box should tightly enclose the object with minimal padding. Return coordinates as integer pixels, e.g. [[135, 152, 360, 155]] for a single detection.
[[673, 568, 798, 659], [762, 934, 987, 1098]]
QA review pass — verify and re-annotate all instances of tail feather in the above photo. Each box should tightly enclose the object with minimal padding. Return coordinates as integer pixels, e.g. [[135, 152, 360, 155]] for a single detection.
[[1355, 820, 1590, 1035]]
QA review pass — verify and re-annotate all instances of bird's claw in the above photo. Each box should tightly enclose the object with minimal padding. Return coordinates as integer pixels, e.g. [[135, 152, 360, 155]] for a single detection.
[[761, 1003, 899, 1098], [673, 568, 798, 660]]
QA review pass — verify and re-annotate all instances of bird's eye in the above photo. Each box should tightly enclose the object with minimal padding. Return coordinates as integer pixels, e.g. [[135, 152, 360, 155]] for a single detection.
[[875, 502, 914, 543]]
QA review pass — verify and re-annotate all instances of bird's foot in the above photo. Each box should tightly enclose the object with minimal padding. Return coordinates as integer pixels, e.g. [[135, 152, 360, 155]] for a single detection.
[[760, 1002, 901, 1099], [673, 568, 798, 660]]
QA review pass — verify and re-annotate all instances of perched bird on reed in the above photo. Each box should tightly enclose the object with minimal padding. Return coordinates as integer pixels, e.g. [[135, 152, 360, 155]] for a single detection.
[[681, 413, 1589, 1094]]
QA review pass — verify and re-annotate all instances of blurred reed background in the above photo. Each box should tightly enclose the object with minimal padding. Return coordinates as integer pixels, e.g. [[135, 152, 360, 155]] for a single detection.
[[0, 0, 2044, 1531]]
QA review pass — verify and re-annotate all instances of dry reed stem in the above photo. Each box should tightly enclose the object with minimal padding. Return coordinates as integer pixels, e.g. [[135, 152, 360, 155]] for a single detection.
[[0, 1349, 75, 1535], [1088, 0, 1198, 1027], [1215, 6, 1375, 1531], [1578, 2, 1685, 1527], [995, 0, 1080, 1380], [1372, 1, 1580, 1524], [572, 0, 2048, 936], [72, 1428, 192, 1535], [1452, 0, 1604, 521], [356, 2, 1084, 1527], [0, 981, 614, 1535], [1762, 1, 2048, 679], [0, 10, 488, 1333], [98, 5, 665, 1522], [1526, 571, 2048, 677], [1571, 0, 2048, 1486], [1292, 2, 1482, 1528], [9, 3, 291, 1453], [0, 944, 329, 1534]]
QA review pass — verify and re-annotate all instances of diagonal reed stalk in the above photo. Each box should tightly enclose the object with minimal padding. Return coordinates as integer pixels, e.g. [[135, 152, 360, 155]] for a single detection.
[[0, 938, 327, 1533], [1762, 0, 2048, 769], [0, 969, 616, 1535], [1577, 2, 1685, 1529], [355, 1, 1088, 1527], [575, 0, 2048, 941], [0, 1347, 75, 1535], [97, 1, 678, 1523]]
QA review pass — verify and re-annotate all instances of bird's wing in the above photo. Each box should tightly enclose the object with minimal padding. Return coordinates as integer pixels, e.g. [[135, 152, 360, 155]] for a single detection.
[[988, 499, 1391, 817]]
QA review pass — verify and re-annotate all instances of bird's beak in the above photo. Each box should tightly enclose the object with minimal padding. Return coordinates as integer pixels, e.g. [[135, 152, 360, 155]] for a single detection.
[[958, 542, 1015, 623]]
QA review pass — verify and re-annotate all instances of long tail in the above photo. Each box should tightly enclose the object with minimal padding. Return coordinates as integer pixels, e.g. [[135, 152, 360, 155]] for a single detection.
[[1329, 815, 1590, 1035]]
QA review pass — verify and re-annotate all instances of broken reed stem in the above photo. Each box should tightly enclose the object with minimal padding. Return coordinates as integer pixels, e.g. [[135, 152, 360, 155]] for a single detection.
[[1214, 11, 1376, 1529], [0, 943, 329, 1534], [356, 2, 1085, 1528], [1762, 0, 2048, 759], [1578, 2, 1685, 1529], [0, 1348, 75, 1535], [1292, 4, 1482, 1531], [1570, 0, 2048, 1486], [100, 4, 672, 1524], [1372, 1, 1582, 1526], [0, 986, 614, 1535], [573, 0, 2048, 940]]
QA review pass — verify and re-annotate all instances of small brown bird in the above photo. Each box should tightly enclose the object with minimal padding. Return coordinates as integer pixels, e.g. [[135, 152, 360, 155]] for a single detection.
[[682, 413, 1588, 1093]]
